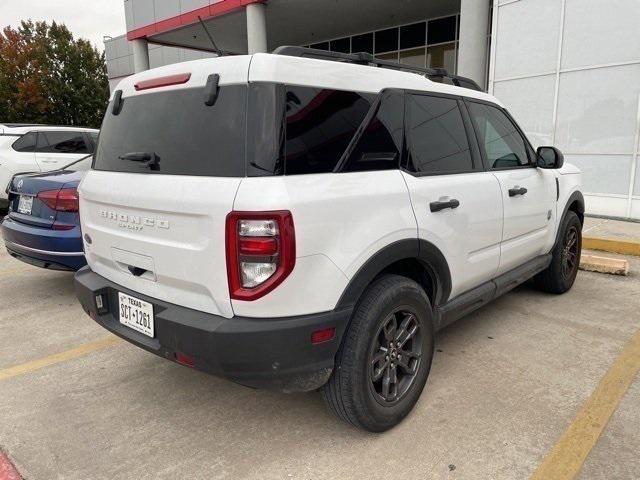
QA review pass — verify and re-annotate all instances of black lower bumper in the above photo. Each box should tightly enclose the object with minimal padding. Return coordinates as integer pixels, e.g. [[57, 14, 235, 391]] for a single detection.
[[74, 267, 351, 392]]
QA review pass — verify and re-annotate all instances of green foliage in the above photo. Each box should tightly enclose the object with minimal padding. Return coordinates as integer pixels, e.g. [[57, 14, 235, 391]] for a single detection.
[[0, 20, 109, 128]]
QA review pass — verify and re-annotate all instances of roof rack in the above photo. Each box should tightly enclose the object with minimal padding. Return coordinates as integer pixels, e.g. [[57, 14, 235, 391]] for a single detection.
[[272, 46, 483, 92]]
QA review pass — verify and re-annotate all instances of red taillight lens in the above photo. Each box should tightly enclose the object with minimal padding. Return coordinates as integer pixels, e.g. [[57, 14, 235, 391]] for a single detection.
[[37, 189, 59, 210], [226, 211, 295, 301], [37, 188, 79, 212], [56, 188, 80, 212], [238, 237, 278, 256]]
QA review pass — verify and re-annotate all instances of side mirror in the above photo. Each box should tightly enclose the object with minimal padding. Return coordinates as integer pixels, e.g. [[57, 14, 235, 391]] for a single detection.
[[536, 146, 564, 169]]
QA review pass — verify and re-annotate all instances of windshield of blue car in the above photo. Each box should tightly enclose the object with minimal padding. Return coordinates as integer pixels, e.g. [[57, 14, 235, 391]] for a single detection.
[[64, 155, 93, 172]]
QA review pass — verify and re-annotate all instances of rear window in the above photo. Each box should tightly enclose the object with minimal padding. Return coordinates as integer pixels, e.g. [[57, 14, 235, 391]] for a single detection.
[[94, 86, 246, 177]]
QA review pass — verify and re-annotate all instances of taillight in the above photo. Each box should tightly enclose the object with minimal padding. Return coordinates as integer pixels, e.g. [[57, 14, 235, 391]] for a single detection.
[[226, 211, 295, 301], [37, 188, 79, 212]]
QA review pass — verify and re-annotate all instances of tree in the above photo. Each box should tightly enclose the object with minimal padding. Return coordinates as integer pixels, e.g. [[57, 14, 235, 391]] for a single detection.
[[0, 20, 109, 128]]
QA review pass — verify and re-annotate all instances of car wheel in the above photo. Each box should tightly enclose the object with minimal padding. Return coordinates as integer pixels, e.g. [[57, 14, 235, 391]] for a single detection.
[[321, 274, 434, 432], [534, 210, 582, 294]]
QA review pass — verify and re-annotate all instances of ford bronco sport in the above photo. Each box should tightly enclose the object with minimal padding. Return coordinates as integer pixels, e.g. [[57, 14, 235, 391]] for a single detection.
[[75, 47, 583, 432]]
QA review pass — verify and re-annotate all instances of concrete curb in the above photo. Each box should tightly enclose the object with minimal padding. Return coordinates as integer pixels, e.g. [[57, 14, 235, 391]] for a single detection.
[[579, 254, 629, 276], [583, 236, 640, 257]]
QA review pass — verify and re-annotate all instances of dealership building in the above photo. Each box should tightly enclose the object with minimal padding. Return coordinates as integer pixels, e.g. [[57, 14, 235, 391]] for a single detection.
[[105, 0, 640, 220]]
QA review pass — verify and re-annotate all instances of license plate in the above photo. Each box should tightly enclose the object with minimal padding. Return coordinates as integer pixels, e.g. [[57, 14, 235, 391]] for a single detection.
[[118, 292, 154, 337], [17, 195, 33, 215]]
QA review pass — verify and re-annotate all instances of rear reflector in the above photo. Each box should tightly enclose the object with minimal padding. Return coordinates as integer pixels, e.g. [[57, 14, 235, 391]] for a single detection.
[[134, 73, 191, 91], [311, 327, 336, 345], [175, 352, 195, 368]]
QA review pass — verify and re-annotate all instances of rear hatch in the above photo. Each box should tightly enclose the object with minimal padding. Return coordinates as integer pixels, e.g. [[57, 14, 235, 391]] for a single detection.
[[80, 57, 251, 318]]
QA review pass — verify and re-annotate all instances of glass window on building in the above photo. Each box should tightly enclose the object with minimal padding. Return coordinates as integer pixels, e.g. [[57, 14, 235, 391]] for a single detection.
[[400, 48, 427, 68], [304, 14, 459, 74], [427, 42, 456, 72]]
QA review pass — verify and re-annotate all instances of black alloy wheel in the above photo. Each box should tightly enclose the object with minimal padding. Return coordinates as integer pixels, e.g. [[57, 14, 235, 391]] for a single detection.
[[369, 308, 422, 405], [562, 225, 579, 279]]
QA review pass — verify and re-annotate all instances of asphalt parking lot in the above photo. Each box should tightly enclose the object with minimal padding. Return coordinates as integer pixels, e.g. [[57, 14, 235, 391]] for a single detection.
[[1, 236, 639, 480]]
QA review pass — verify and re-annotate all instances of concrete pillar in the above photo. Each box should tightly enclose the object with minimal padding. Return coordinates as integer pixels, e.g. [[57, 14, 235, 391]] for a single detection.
[[457, 0, 491, 90], [132, 38, 150, 73], [246, 2, 268, 54]]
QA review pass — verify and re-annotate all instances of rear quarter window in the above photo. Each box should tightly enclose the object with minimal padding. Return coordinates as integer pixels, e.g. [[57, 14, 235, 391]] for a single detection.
[[283, 86, 374, 175], [11, 132, 37, 152], [94, 86, 246, 177]]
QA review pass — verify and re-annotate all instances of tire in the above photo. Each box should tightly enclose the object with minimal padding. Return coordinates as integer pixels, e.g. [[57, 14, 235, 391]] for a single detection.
[[534, 210, 582, 294], [321, 274, 434, 432]]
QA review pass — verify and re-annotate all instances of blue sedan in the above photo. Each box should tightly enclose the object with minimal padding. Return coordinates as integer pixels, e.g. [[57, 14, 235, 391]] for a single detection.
[[1, 155, 91, 271]]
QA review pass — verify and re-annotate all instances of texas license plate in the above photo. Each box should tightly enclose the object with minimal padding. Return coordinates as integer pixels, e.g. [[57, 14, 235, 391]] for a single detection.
[[17, 195, 33, 215], [118, 292, 154, 337]]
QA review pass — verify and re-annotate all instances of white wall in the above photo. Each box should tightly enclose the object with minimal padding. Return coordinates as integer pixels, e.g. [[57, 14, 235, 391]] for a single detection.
[[489, 0, 640, 219]]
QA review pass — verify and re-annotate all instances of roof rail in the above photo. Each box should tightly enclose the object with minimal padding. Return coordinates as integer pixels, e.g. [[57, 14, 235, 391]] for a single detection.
[[272, 46, 484, 92]]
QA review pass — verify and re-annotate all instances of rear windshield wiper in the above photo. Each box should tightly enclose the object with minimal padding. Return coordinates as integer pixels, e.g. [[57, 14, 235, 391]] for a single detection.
[[118, 152, 160, 170]]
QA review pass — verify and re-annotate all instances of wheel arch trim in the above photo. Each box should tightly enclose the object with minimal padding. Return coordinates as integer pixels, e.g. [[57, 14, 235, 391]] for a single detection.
[[554, 190, 585, 249], [335, 238, 452, 310]]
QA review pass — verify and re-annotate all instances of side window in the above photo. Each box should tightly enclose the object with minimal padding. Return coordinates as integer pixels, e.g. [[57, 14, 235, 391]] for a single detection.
[[406, 94, 474, 174], [11, 132, 37, 152], [342, 91, 404, 172], [36, 131, 89, 154], [284, 86, 374, 175], [467, 102, 531, 169], [87, 132, 99, 153]]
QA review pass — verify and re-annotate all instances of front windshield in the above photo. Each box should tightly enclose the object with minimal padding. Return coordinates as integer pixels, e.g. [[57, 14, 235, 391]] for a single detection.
[[63, 154, 93, 172]]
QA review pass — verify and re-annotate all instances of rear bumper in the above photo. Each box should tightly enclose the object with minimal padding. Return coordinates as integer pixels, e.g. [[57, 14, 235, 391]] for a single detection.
[[1, 216, 85, 271], [74, 267, 351, 392]]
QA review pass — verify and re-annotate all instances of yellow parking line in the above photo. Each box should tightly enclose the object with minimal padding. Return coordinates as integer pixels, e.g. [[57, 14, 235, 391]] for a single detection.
[[531, 327, 640, 480], [0, 336, 121, 382]]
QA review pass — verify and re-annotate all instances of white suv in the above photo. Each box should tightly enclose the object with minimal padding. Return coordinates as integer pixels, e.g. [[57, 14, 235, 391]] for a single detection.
[[0, 124, 99, 209], [74, 47, 583, 432]]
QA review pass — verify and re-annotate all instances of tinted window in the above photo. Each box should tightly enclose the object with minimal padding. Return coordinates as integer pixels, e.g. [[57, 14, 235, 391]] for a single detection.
[[284, 86, 373, 175], [427, 16, 457, 44], [352, 33, 373, 53], [88, 132, 99, 153], [94, 86, 246, 177], [467, 102, 530, 169], [406, 94, 473, 174], [342, 91, 404, 172], [310, 42, 329, 50], [400, 22, 426, 49], [330, 38, 350, 53], [247, 83, 285, 177], [375, 28, 399, 53], [12, 132, 36, 152], [37, 131, 89, 154]]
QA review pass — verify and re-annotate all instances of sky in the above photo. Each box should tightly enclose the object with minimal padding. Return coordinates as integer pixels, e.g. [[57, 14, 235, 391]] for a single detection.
[[1, 0, 126, 51]]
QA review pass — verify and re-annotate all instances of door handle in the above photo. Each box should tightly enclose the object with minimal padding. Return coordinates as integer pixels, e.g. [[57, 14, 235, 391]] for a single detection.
[[430, 198, 460, 212], [508, 186, 528, 197]]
